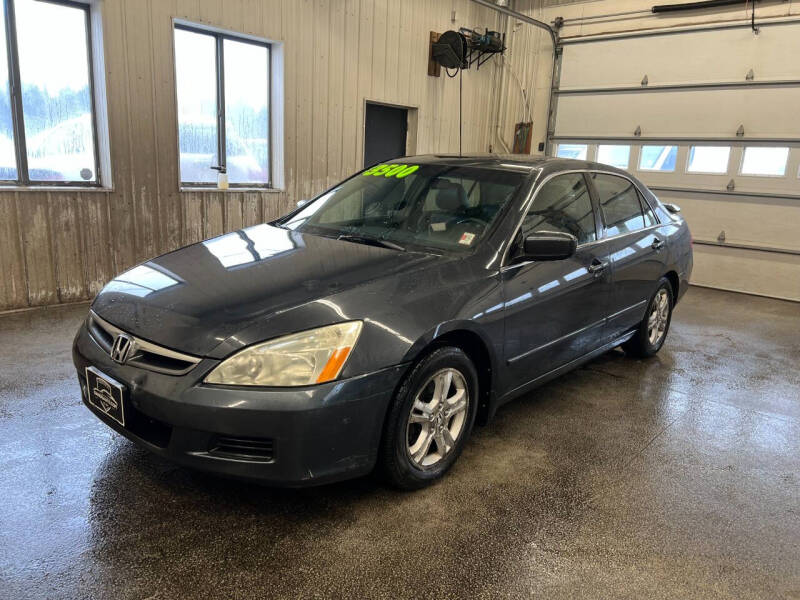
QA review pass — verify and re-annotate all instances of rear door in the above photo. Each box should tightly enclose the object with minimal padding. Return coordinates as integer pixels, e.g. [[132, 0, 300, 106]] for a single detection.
[[502, 172, 613, 386], [588, 173, 667, 336]]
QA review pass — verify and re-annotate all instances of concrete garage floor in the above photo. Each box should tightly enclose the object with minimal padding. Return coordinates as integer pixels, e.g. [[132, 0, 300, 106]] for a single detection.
[[1, 287, 798, 599]]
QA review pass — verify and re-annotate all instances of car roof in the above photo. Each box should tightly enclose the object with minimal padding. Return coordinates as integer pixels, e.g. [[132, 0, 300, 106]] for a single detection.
[[400, 154, 631, 177]]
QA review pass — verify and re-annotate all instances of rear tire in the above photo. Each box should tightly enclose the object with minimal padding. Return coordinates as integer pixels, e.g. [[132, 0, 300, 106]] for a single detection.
[[622, 277, 674, 358], [379, 347, 478, 490]]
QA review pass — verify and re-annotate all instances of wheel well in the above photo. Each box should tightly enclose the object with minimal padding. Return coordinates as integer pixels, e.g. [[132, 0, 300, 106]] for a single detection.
[[664, 270, 679, 301], [427, 330, 493, 426]]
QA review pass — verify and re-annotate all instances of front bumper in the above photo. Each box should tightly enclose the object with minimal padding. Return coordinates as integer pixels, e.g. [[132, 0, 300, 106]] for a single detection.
[[72, 322, 405, 486]]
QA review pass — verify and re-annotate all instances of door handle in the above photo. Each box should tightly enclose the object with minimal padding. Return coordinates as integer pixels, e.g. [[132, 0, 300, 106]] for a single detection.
[[652, 238, 665, 251], [588, 259, 608, 275]]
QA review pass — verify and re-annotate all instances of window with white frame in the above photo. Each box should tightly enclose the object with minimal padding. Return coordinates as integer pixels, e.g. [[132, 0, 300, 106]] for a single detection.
[[639, 145, 677, 172], [555, 144, 588, 160], [596, 145, 630, 169], [687, 146, 730, 174], [174, 24, 271, 187], [740, 146, 789, 177], [0, 0, 100, 185]]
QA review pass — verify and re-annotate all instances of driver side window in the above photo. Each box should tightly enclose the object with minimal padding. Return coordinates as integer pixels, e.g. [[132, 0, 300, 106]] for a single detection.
[[522, 173, 597, 245]]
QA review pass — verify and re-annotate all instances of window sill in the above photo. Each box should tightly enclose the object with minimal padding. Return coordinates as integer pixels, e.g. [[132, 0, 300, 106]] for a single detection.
[[0, 185, 112, 193], [179, 187, 285, 193]]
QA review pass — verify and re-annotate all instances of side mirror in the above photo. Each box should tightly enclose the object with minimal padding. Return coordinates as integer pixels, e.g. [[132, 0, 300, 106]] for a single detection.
[[296, 199, 310, 208], [663, 203, 681, 214], [521, 231, 577, 261]]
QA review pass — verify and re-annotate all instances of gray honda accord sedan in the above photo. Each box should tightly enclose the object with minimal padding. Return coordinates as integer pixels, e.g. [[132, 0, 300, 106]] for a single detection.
[[73, 155, 693, 489]]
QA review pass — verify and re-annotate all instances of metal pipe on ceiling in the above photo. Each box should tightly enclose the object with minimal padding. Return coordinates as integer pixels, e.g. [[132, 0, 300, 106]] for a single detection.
[[469, 0, 557, 46], [651, 0, 750, 13]]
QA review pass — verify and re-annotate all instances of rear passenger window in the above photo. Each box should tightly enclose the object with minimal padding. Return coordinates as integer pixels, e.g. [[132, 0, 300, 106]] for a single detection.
[[591, 174, 647, 236], [641, 198, 657, 227], [523, 173, 596, 245]]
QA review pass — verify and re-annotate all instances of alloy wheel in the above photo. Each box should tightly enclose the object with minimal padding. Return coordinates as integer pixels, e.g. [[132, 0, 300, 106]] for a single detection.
[[647, 288, 670, 346], [406, 368, 469, 468]]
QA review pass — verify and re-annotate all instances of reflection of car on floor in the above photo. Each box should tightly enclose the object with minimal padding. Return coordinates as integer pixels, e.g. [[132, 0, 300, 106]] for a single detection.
[[73, 154, 693, 490]]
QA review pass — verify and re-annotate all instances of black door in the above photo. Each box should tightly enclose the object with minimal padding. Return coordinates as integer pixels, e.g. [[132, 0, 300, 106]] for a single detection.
[[502, 173, 613, 388], [364, 103, 407, 168], [587, 172, 667, 335]]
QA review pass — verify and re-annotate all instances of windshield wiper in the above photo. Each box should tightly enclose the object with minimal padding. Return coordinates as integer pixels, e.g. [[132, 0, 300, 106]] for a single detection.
[[336, 234, 406, 252]]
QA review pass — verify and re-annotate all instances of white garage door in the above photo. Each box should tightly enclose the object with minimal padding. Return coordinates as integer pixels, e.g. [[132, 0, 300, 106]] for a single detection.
[[550, 20, 800, 301]]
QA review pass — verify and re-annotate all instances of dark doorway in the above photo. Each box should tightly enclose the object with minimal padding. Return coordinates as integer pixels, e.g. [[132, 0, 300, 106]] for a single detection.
[[364, 103, 408, 168]]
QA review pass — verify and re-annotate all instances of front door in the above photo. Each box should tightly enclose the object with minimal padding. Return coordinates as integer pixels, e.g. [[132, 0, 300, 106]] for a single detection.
[[587, 173, 667, 335], [363, 103, 407, 168], [502, 173, 613, 388]]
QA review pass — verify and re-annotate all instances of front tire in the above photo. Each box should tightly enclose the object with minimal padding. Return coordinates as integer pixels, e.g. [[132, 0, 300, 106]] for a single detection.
[[379, 347, 478, 490], [622, 277, 674, 358]]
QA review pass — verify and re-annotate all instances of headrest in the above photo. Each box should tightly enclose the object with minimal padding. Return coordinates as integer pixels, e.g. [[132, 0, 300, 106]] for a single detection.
[[434, 183, 467, 212]]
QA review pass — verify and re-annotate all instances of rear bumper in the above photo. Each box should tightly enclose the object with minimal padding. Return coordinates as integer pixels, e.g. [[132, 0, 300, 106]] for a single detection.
[[72, 322, 405, 486]]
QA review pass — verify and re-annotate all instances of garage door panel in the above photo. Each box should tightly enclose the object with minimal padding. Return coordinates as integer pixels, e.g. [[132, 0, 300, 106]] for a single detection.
[[560, 23, 800, 90], [554, 87, 800, 138], [691, 244, 800, 301], [655, 191, 800, 252], [555, 21, 800, 301]]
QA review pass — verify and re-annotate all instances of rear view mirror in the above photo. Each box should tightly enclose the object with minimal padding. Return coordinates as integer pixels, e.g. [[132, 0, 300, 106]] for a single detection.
[[522, 232, 577, 261]]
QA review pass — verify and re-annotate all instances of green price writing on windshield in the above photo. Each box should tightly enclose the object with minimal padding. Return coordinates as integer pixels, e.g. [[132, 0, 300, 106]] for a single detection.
[[362, 163, 419, 179]]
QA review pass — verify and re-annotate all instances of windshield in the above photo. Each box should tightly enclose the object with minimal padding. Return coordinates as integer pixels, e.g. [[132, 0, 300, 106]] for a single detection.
[[281, 163, 528, 253]]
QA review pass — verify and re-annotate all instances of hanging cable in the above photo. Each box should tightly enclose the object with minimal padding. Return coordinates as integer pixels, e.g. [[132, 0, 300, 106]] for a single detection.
[[459, 68, 463, 156]]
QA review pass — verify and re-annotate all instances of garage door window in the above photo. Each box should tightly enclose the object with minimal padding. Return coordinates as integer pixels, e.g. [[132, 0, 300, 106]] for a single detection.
[[639, 145, 677, 172], [740, 147, 789, 177], [175, 25, 271, 187], [687, 146, 730, 174], [597, 145, 630, 169], [0, 0, 100, 185], [556, 144, 588, 160]]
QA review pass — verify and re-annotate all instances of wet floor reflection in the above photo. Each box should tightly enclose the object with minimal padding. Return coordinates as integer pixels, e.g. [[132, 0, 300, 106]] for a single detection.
[[1, 288, 799, 598]]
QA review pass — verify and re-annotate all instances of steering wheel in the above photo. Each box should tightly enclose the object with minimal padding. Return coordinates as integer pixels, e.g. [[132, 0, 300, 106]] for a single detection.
[[454, 217, 487, 229]]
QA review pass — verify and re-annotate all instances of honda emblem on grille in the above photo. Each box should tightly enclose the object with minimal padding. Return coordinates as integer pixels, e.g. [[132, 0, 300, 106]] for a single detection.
[[110, 333, 133, 364]]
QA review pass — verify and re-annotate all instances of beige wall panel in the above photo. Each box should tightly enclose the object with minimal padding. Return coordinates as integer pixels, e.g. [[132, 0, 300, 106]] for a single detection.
[[49, 194, 87, 303], [182, 194, 203, 246], [242, 192, 262, 228], [102, 0, 137, 274], [225, 196, 244, 233], [79, 193, 114, 297], [204, 194, 225, 239], [16, 192, 58, 307], [0, 196, 27, 310]]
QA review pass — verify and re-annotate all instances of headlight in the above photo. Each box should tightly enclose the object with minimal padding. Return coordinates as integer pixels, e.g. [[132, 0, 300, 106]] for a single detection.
[[204, 321, 363, 387]]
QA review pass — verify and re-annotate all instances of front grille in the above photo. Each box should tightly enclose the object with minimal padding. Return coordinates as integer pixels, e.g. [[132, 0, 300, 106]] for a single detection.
[[210, 436, 275, 462], [88, 311, 201, 376]]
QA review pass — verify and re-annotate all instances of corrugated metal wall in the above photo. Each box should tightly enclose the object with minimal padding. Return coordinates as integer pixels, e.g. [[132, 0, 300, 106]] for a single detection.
[[0, 0, 509, 311]]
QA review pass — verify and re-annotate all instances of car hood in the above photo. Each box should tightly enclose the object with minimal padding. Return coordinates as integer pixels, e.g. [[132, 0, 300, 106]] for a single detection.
[[91, 224, 444, 356]]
